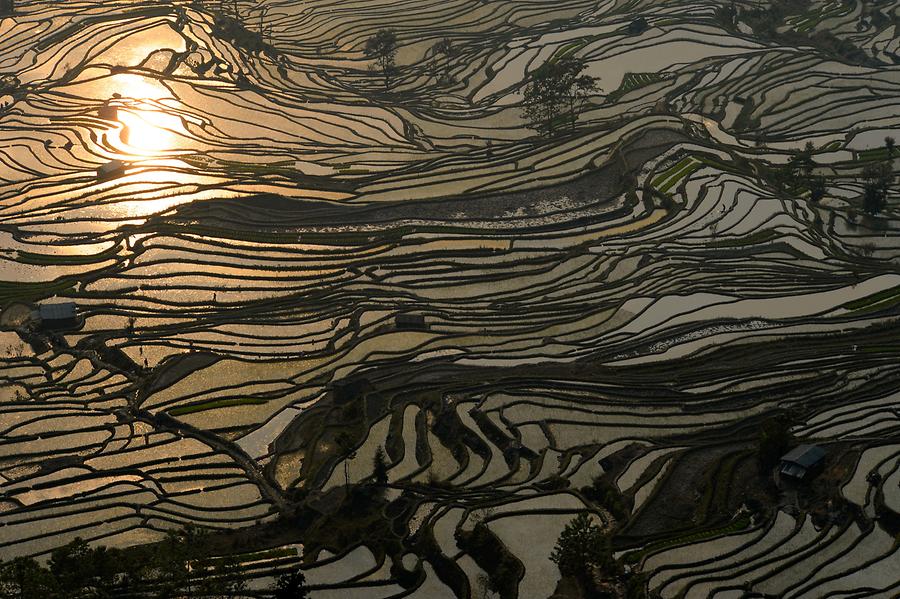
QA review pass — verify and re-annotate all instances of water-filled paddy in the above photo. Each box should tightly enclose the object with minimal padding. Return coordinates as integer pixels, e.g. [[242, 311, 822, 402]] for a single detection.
[[2, 0, 900, 595]]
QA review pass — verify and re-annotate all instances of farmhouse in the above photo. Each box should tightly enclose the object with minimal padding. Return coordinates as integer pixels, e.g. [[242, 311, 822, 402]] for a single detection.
[[779, 444, 826, 481], [394, 313, 427, 331], [35, 302, 79, 330], [628, 17, 648, 35], [98, 103, 118, 121], [97, 159, 126, 180]]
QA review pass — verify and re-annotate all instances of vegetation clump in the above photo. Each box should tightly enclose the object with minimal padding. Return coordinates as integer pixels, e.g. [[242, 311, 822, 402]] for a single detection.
[[742, 0, 875, 66], [0, 527, 255, 597], [756, 416, 794, 473], [522, 57, 597, 137], [213, 12, 277, 57], [274, 570, 310, 599], [365, 29, 399, 89], [582, 477, 629, 522], [550, 512, 619, 597], [430, 37, 457, 84], [455, 522, 524, 599], [861, 162, 893, 215], [0, 74, 19, 96], [373, 444, 389, 485], [551, 512, 610, 577]]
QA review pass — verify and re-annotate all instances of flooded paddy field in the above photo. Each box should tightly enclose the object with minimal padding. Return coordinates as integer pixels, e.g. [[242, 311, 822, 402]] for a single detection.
[[1, 0, 900, 596]]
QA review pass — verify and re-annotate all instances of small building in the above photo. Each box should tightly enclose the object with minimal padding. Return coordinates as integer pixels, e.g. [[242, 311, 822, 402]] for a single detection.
[[628, 17, 648, 35], [97, 159, 126, 181], [36, 302, 79, 330], [98, 104, 118, 121], [331, 378, 370, 404], [394, 314, 427, 331], [780, 444, 826, 481]]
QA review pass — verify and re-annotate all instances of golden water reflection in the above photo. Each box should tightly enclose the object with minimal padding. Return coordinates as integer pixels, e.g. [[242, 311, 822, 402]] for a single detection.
[[101, 73, 170, 101], [91, 73, 188, 156], [118, 106, 182, 153]]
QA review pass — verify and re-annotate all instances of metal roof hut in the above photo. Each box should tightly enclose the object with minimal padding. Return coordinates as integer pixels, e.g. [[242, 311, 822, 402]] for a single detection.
[[628, 17, 648, 35], [37, 302, 79, 330], [97, 159, 126, 181], [394, 313, 427, 331], [98, 103, 118, 121], [780, 444, 826, 481]]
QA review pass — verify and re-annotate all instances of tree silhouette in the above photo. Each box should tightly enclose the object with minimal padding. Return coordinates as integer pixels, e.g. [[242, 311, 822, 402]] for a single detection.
[[431, 37, 456, 84], [373, 444, 389, 485], [862, 162, 892, 215], [550, 512, 611, 590], [809, 175, 826, 203], [365, 29, 398, 89], [0, 557, 58, 599], [757, 417, 793, 471], [523, 58, 597, 136], [273, 570, 309, 599], [799, 141, 815, 177], [257, 3, 273, 43], [0, 75, 19, 97], [0, 528, 251, 597]]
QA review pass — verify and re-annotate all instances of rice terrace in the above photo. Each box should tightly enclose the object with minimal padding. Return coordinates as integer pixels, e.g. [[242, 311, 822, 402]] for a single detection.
[[1, 0, 900, 596]]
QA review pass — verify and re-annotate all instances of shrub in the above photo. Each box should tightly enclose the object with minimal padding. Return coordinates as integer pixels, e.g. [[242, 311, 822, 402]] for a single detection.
[[455, 523, 523, 599], [550, 512, 613, 590], [583, 477, 629, 522], [757, 417, 793, 472], [373, 445, 389, 485]]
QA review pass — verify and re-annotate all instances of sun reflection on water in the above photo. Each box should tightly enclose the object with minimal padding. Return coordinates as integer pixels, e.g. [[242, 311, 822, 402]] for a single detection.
[[118, 107, 181, 153], [88, 73, 206, 218], [98, 74, 187, 156]]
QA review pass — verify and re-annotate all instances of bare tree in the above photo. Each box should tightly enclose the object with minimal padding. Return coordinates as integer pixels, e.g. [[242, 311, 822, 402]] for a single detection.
[[431, 37, 456, 84], [257, 2, 272, 42], [365, 29, 398, 89]]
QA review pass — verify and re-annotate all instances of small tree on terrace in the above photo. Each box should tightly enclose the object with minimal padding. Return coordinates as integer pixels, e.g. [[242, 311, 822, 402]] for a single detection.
[[257, 3, 273, 43], [219, 0, 240, 19], [550, 512, 612, 590], [431, 37, 456, 84], [365, 29, 398, 89], [373, 445, 389, 485], [809, 175, 826, 203], [862, 162, 892, 215], [273, 570, 309, 599], [48, 538, 124, 595], [757, 416, 793, 472], [886, 136, 896, 158], [522, 57, 597, 137], [0, 75, 19, 96], [799, 141, 815, 177]]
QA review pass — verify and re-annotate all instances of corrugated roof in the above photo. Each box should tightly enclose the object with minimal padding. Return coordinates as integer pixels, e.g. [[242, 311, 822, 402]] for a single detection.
[[780, 463, 807, 478], [38, 302, 77, 321], [781, 444, 826, 468], [98, 160, 126, 176]]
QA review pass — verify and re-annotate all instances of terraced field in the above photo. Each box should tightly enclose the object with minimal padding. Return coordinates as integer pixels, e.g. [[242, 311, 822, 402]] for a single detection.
[[1, 0, 899, 596]]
